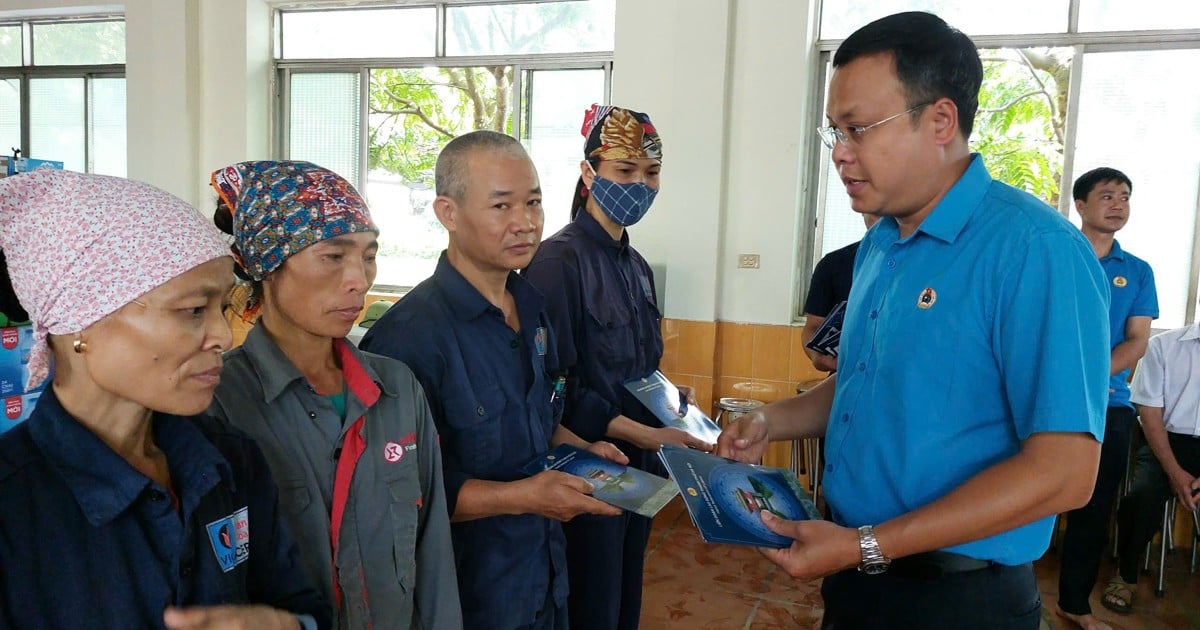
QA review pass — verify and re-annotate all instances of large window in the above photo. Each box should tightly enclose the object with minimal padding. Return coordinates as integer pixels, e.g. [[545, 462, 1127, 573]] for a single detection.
[[278, 1, 613, 291], [806, 1, 1200, 327], [0, 18, 125, 175]]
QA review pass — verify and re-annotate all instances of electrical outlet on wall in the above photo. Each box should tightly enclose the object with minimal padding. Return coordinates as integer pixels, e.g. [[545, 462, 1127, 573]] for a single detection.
[[737, 254, 760, 269]]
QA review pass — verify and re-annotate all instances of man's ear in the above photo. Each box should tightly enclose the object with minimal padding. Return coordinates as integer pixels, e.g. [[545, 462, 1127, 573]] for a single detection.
[[929, 97, 960, 147], [433, 195, 457, 233], [1073, 198, 1085, 215]]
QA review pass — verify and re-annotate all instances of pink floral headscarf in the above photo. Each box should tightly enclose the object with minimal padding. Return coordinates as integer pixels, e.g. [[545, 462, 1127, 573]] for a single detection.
[[0, 170, 230, 389]]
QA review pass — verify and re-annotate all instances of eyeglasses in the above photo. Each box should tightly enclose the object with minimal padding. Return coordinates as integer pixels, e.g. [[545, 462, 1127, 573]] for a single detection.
[[816, 103, 931, 150]]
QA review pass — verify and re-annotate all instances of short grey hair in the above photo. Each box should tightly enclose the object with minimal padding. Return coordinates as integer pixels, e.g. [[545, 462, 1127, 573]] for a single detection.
[[435, 130, 530, 203]]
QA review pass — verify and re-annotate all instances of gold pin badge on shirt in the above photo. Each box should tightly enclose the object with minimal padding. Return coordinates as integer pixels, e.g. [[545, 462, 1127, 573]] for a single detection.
[[917, 287, 937, 309], [1113, 276, 1127, 288]]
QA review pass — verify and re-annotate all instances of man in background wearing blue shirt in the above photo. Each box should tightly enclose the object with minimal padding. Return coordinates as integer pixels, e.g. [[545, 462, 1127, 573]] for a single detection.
[[1056, 167, 1157, 630], [360, 130, 624, 630], [718, 11, 1109, 628]]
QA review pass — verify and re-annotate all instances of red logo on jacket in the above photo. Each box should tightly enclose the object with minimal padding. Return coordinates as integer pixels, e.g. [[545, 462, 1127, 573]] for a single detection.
[[383, 433, 418, 463]]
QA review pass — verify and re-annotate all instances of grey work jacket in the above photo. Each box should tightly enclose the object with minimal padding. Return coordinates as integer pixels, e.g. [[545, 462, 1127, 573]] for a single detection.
[[209, 325, 462, 629]]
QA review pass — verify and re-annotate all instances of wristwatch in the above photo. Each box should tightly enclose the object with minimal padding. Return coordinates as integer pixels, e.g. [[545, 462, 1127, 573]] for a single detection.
[[857, 525, 890, 575]]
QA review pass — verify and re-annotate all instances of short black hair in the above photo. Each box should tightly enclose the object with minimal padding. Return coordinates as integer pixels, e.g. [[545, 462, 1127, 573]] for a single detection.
[[1072, 167, 1133, 201], [435, 130, 529, 202], [833, 11, 983, 139]]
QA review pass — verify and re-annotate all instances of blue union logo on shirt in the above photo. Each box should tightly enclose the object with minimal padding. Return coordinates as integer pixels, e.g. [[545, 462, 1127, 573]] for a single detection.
[[206, 506, 250, 572]]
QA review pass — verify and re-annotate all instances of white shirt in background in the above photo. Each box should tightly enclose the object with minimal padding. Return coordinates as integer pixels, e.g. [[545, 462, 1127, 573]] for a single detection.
[[1130, 323, 1200, 436]]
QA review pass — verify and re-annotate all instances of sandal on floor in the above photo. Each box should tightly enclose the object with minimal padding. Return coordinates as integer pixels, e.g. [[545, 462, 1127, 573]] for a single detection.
[[1101, 577, 1134, 614]]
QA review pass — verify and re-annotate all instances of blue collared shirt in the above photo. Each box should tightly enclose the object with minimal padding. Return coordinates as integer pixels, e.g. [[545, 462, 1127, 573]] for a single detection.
[[523, 210, 664, 469], [1098, 239, 1158, 408], [825, 155, 1110, 565], [360, 253, 566, 630], [0, 387, 327, 629]]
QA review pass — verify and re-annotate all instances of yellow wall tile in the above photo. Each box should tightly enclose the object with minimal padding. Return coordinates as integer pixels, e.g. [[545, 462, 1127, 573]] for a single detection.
[[693, 376, 714, 417], [751, 325, 792, 381], [788, 326, 828, 382], [716, 322, 755, 380], [676, 320, 717, 377], [660, 318, 680, 374]]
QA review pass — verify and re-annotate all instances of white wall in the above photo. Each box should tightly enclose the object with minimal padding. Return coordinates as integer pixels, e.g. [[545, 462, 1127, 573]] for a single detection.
[[2, 0, 821, 325], [0, 0, 272, 209], [614, 0, 817, 324]]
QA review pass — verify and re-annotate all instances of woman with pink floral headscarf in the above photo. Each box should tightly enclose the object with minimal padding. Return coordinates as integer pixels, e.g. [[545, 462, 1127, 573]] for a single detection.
[[0, 170, 327, 630]]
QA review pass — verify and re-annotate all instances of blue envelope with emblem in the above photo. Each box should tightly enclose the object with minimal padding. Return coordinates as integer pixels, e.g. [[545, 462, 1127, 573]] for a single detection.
[[658, 445, 820, 548], [522, 444, 678, 518], [622, 370, 722, 444]]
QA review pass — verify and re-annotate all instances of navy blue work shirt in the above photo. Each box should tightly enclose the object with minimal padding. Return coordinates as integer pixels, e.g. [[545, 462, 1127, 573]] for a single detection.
[[523, 210, 664, 468], [360, 252, 566, 630], [0, 387, 328, 629]]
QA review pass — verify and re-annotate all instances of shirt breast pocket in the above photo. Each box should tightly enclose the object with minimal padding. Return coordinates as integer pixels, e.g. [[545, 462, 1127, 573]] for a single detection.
[[443, 383, 505, 474], [280, 482, 313, 520], [387, 479, 419, 594], [585, 298, 636, 371]]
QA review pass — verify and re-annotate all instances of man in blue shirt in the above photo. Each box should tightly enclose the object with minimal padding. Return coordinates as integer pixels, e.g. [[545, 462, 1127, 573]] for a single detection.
[[718, 11, 1109, 627], [1057, 167, 1157, 630], [360, 130, 624, 630]]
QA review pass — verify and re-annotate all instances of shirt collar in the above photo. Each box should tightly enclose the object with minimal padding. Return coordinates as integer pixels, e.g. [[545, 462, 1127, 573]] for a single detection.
[[27, 386, 232, 527], [871, 153, 991, 247], [1101, 239, 1126, 262], [574, 208, 629, 251], [240, 324, 394, 403], [431, 251, 546, 323], [1181, 323, 1200, 341]]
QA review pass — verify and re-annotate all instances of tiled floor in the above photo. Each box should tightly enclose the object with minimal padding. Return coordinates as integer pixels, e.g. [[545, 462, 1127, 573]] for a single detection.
[[640, 497, 1200, 629]]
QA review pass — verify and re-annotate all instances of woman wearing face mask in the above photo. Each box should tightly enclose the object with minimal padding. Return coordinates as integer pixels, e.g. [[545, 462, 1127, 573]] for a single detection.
[[0, 170, 327, 630], [523, 104, 711, 630], [207, 161, 461, 630]]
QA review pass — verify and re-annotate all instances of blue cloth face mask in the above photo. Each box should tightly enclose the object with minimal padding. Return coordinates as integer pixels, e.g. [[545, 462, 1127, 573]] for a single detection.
[[587, 163, 659, 227]]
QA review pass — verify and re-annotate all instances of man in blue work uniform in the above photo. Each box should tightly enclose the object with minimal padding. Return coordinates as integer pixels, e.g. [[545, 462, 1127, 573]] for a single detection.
[[718, 12, 1110, 628], [360, 130, 624, 630], [1056, 167, 1157, 630]]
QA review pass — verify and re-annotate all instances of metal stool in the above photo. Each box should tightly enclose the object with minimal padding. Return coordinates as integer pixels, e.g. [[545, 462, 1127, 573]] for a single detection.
[[713, 397, 763, 430], [1142, 497, 1200, 597]]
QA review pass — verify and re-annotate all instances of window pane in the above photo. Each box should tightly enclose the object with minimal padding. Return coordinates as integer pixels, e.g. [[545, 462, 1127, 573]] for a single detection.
[[815, 62, 866, 260], [365, 66, 515, 288], [0, 79, 19, 159], [447, 0, 615, 56], [289, 72, 360, 187], [1079, 0, 1200, 32], [522, 69, 606, 237], [973, 47, 1071, 208], [819, 1, 1068, 39], [0, 25, 20, 66], [32, 21, 125, 66], [280, 8, 435, 59], [1070, 49, 1200, 328], [30, 78, 84, 171], [90, 77, 125, 176]]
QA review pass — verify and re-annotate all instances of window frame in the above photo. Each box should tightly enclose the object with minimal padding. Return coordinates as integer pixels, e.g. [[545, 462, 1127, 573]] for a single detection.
[[273, 1, 614, 294], [801, 0, 1200, 325], [0, 16, 125, 174]]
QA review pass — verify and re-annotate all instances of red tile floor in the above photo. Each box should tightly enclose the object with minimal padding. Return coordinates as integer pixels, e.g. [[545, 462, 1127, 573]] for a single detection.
[[639, 497, 1200, 629]]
